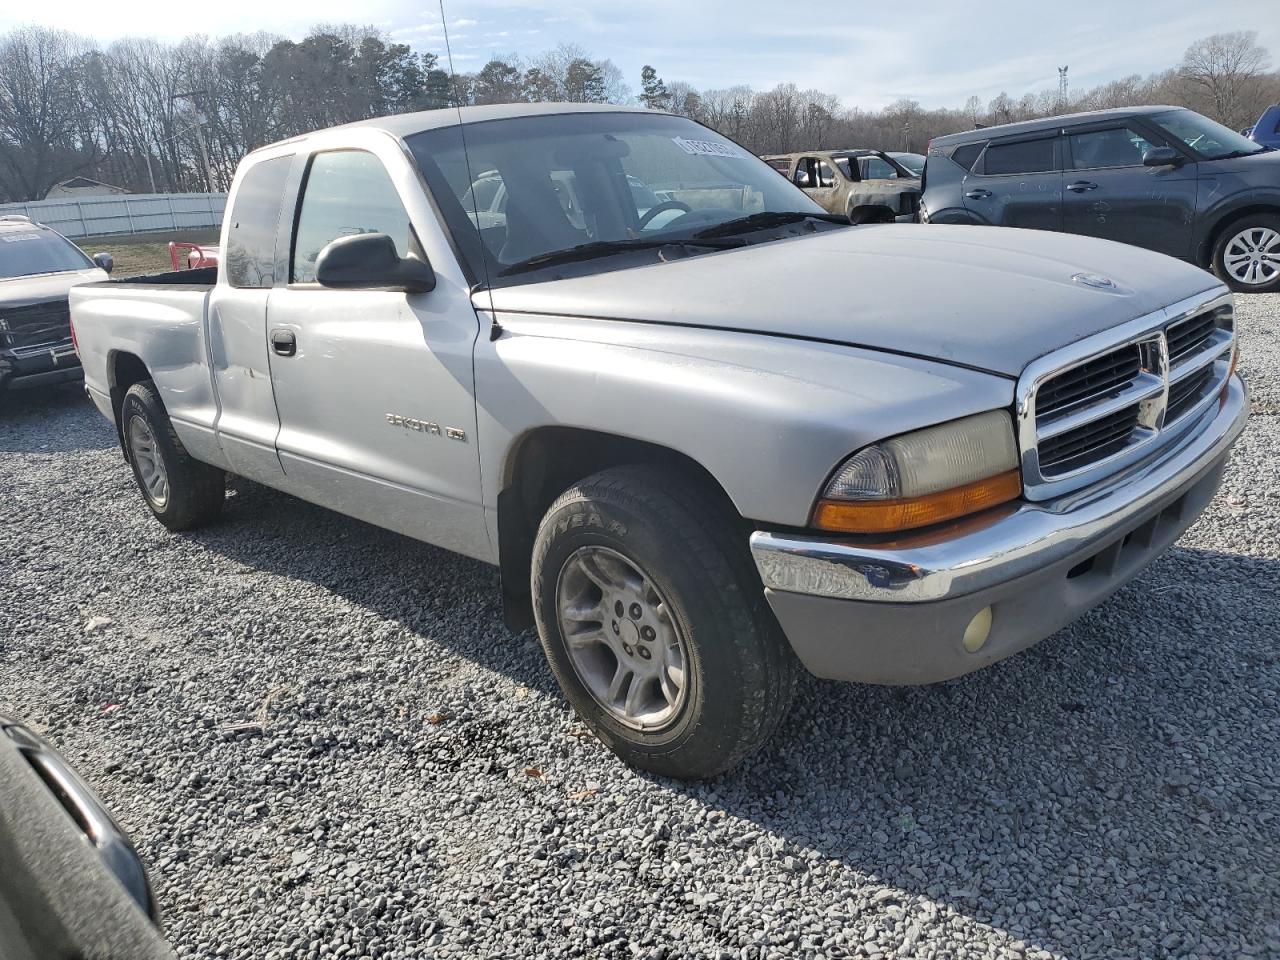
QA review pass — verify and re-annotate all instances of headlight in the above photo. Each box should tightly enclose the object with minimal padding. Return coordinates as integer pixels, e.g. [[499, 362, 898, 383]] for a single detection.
[[813, 410, 1021, 534]]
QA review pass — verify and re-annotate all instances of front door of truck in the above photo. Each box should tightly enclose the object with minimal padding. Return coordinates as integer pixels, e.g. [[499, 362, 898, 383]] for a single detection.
[[265, 144, 491, 562], [962, 132, 1063, 231]]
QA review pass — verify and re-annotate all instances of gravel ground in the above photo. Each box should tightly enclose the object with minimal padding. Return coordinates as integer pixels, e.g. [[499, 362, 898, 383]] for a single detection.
[[2, 295, 1278, 960]]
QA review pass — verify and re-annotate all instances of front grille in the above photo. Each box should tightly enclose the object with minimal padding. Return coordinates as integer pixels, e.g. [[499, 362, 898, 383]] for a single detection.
[[1166, 311, 1217, 366], [0, 299, 71, 350], [1038, 403, 1140, 476], [1019, 294, 1235, 500], [1167, 366, 1217, 423], [1035, 345, 1141, 420]]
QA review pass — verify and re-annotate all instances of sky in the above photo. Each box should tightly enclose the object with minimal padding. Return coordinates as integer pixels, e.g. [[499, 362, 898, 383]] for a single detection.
[[2, 0, 1277, 110]]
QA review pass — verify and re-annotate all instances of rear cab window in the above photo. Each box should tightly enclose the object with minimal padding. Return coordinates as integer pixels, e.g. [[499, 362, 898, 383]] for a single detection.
[[224, 155, 293, 289]]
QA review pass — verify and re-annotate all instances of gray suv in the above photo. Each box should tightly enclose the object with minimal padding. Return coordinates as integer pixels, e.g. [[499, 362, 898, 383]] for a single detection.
[[921, 106, 1280, 293]]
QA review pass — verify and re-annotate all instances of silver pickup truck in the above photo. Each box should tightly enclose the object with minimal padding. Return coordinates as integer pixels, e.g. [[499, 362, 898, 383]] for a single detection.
[[71, 103, 1249, 779]]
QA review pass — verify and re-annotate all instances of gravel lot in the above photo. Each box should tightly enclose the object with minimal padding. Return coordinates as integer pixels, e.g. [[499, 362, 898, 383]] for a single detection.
[[2, 294, 1278, 960]]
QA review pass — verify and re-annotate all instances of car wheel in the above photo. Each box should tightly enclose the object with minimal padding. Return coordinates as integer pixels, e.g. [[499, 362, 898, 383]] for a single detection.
[[1213, 214, 1280, 293], [531, 465, 798, 780], [121, 380, 225, 531]]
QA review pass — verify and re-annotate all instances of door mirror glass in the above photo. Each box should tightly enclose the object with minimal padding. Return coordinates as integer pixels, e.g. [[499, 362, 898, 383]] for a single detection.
[[91, 252, 114, 274], [1142, 146, 1182, 167], [315, 233, 435, 294]]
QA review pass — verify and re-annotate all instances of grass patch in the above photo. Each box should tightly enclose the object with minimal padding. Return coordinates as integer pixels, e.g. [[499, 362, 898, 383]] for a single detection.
[[78, 229, 220, 278]]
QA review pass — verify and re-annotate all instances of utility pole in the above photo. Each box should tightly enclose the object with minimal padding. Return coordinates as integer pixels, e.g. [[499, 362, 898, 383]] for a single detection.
[[174, 90, 214, 192], [1058, 66, 1069, 111]]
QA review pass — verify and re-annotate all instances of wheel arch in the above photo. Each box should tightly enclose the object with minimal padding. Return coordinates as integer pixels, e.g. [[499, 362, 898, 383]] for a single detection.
[[495, 426, 746, 630], [106, 351, 153, 459]]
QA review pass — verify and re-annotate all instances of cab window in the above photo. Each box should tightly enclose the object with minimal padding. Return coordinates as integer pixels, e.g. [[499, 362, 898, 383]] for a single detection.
[[291, 151, 411, 284], [1068, 126, 1155, 169], [860, 156, 899, 180], [225, 155, 291, 289], [981, 137, 1057, 175]]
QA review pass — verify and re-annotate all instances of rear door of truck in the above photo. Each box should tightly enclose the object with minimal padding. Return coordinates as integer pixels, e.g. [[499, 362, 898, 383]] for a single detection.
[[204, 152, 295, 486]]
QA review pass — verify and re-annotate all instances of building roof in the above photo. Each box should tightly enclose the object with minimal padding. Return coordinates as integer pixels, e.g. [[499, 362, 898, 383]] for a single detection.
[[51, 177, 125, 190], [932, 105, 1182, 146]]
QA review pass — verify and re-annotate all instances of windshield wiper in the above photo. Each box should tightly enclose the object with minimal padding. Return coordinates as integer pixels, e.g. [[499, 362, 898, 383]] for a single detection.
[[691, 210, 847, 239], [499, 238, 742, 277]]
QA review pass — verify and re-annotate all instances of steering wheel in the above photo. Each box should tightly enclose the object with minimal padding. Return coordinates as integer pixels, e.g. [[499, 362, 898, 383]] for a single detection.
[[637, 200, 693, 230]]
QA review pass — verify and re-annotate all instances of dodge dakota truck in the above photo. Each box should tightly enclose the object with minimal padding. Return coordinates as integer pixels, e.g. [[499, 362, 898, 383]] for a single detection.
[[70, 103, 1249, 779]]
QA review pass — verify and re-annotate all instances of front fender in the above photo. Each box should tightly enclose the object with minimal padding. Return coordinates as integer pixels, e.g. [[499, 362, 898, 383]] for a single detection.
[[474, 313, 1014, 529], [1193, 184, 1280, 265]]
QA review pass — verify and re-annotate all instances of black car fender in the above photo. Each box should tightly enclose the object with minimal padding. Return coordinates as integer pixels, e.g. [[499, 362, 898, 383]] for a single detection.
[[1193, 186, 1280, 266]]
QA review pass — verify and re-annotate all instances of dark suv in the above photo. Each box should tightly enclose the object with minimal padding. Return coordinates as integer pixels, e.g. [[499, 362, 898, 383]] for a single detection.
[[920, 106, 1280, 293], [0, 216, 112, 396]]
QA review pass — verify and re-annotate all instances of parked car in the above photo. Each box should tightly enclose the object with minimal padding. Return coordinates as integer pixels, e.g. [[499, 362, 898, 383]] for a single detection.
[[888, 151, 927, 176], [0, 216, 112, 397], [71, 103, 1247, 778], [0, 714, 171, 960], [761, 149, 920, 223], [920, 105, 1280, 292], [1245, 104, 1280, 149]]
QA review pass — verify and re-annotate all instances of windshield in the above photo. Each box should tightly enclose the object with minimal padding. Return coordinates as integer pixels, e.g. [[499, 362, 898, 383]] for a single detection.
[[1150, 109, 1266, 160], [0, 227, 93, 280], [405, 112, 827, 285]]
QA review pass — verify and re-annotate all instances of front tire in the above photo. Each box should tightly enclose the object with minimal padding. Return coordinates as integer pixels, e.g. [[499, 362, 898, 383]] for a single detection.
[[531, 465, 798, 779], [121, 381, 225, 531], [1212, 214, 1280, 293]]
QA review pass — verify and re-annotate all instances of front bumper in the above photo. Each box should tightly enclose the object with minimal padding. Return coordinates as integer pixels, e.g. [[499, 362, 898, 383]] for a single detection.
[[751, 376, 1249, 684], [0, 339, 81, 392]]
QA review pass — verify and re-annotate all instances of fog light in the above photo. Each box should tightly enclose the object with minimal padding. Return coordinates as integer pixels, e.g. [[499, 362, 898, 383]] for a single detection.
[[962, 606, 992, 654]]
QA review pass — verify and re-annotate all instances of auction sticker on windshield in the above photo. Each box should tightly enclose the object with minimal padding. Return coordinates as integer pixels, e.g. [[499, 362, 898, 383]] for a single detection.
[[672, 137, 740, 158]]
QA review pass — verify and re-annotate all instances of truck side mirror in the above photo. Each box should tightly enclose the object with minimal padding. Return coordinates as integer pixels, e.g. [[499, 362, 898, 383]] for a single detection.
[[1142, 146, 1182, 168], [92, 252, 114, 274], [315, 233, 436, 294]]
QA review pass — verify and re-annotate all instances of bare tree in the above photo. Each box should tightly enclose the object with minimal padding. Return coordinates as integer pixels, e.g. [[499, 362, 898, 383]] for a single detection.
[[1179, 31, 1272, 129], [0, 27, 103, 200]]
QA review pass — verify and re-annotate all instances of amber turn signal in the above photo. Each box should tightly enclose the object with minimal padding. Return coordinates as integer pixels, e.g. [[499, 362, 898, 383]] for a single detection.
[[813, 468, 1023, 534]]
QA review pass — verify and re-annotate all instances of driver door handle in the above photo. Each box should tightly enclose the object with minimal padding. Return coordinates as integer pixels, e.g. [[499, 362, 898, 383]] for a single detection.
[[270, 328, 296, 357], [1067, 180, 1099, 192], [965, 189, 992, 200]]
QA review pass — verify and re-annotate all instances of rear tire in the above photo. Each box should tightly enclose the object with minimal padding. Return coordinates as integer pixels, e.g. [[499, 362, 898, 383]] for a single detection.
[[121, 380, 224, 531], [531, 465, 798, 779], [1212, 213, 1280, 293]]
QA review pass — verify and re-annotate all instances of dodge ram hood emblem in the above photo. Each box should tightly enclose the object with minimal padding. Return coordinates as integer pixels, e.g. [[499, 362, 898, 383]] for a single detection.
[[1071, 273, 1116, 289]]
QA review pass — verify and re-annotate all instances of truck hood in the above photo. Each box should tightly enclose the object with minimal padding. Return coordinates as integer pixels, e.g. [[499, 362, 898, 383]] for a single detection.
[[481, 224, 1223, 377]]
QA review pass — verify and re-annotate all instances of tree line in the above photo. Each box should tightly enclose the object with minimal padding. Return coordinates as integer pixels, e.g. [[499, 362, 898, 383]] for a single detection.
[[638, 31, 1278, 157], [0, 23, 1275, 203]]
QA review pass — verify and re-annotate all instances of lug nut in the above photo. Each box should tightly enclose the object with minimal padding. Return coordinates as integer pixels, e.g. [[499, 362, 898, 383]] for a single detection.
[[622, 643, 633, 656], [640, 625, 656, 642], [611, 621, 620, 635], [629, 603, 642, 620], [637, 646, 652, 660], [615, 600, 624, 617]]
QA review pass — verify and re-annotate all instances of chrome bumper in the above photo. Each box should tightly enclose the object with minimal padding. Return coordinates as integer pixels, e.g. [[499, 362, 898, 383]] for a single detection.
[[751, 376, 1249, 604]]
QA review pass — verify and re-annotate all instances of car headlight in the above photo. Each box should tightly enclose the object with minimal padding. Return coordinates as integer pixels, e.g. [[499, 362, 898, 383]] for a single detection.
[[813, 410, 1021, 534]]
